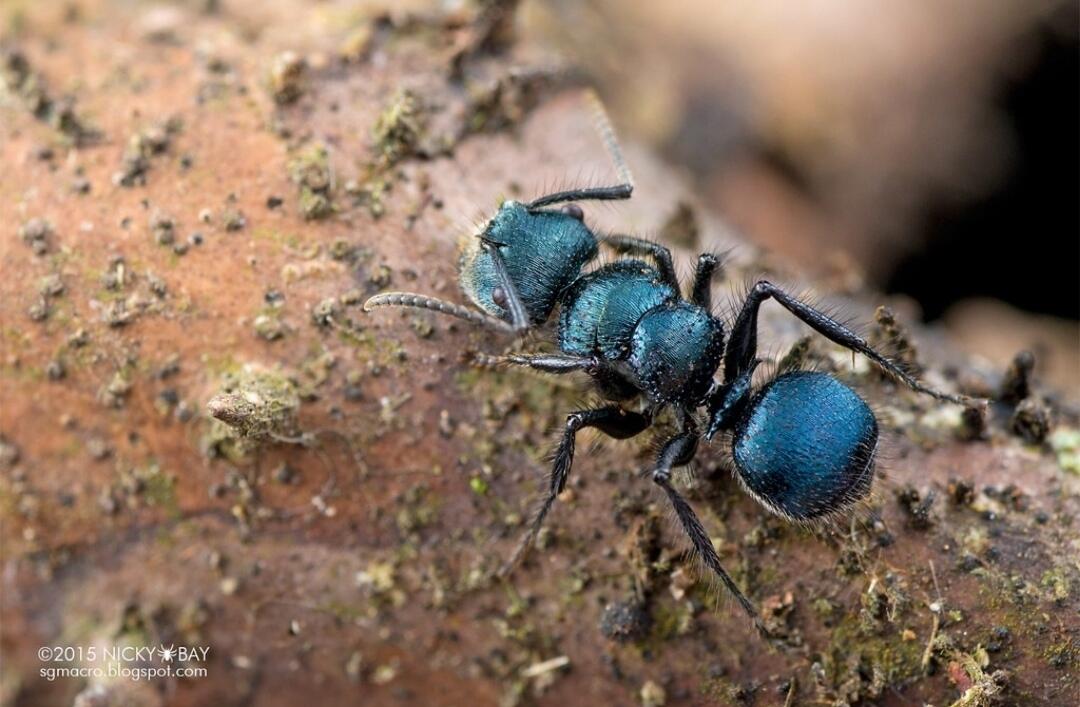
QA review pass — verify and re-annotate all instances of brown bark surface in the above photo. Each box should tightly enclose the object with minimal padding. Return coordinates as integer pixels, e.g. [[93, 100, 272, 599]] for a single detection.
[[1, 3, 1077, 706]]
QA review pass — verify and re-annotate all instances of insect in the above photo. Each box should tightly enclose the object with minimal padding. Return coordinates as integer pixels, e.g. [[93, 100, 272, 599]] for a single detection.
[[364, 93, 968, 636]]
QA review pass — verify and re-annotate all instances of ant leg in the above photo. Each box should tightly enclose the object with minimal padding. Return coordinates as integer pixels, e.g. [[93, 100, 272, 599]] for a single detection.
[[603, 235, 678, 291], [498, 353, 599, 374], [475, 352, 639, 400], [480, 238, 531, 332], [501, 405, 652, 575], [690, 252, 725, 309], [526, 89, 634, 210], [468, 352, 596, 375], [724, 280, 968, 404], [704, 359, 761, 440], [364, 292, 515, 333], [649, 418, 768, 636]]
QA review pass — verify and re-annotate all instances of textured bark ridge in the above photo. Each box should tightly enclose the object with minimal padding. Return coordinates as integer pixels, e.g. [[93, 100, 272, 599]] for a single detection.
[[1, 3, 1076, 706]]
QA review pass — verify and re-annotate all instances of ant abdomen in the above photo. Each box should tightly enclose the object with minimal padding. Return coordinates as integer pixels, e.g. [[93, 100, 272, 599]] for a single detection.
[[731, 371, 878, 521]]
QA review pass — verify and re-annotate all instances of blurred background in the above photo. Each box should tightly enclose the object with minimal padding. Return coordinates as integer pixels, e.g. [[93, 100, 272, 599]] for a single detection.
[[523, 0, 1078, 389], [4, 0, 1076, 384]]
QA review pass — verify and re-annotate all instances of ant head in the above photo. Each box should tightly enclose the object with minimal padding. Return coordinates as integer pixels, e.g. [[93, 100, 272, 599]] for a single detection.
[[461, 200, 600, 325], [561, 203, 584, 221]]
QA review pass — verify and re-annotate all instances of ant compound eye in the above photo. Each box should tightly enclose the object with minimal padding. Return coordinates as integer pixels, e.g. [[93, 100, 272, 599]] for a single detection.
[[561, 203, 584, 221], [491, 286, 508, 308]]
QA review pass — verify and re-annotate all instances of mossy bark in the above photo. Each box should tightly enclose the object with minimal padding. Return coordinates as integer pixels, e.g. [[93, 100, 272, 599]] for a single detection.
[[1, 3, 1076, 707]]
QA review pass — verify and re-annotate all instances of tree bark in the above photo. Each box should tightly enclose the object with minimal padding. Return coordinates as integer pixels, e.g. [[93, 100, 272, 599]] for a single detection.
[[1, 3, 1076, 707]]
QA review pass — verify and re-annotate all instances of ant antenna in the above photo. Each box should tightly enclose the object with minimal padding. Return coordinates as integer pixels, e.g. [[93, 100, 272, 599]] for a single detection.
[[363, 292, 515, 333], [585, 88, 634, 190], [526, 89, 634, 210]]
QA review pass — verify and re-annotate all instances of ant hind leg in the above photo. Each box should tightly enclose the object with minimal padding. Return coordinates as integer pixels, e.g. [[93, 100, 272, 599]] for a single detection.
[[649, 416, 769, 637], [724, 280, 969, 404]]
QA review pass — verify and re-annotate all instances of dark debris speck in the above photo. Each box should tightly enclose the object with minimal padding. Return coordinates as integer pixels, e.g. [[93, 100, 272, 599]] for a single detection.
[[1011, 398, 1051, 444], [896, 485, 935, 530], [599, 599, 650, 643]]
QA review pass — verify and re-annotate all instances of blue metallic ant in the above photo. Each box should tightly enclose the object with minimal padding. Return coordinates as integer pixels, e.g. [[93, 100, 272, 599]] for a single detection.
[[364, 94, 968, 637]]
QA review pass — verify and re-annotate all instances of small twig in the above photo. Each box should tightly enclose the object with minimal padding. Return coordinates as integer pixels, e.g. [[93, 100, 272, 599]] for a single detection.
[[783, 675, 798, 707], [921, 560, 944, 671], [521, 655, 569, 678]]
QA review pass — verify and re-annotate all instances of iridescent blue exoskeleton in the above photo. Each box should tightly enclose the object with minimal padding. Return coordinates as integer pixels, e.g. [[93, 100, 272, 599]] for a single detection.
[[365, 92, 968, 637]]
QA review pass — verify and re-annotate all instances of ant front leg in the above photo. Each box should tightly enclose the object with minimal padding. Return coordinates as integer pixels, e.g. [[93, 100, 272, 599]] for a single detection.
[[479, 237, 531, 333], [649, 415, 768, 637], [501, 405, 653, 575], [725, 280, 967, 404], [497, 353, 600, 374]]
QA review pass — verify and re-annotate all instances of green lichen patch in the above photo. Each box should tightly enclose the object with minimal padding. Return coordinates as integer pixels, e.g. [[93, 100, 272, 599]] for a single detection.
[[288, 142, 335, 220], [461, 69, 548, 136], [1039, 566, 1071, 605], [372, 88, 428, 168], [814, 612, 925, 704], [205, 365, 301, 458], [113, 117, 182, 187], [395, 484, 441, 534], [268, 50, 306, 105], [253, 307, 287, 341], [1048, 427, 1080, 474], [1, 47, 98, 144], [344, 176, 390, 219]]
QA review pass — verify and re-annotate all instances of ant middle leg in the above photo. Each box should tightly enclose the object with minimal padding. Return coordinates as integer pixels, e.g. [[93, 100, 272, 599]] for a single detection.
[[690, 252, 725, 309], [724, 280, 968, 404], [603, 235, 679, 291], [649, 416, 768, 636], [502, 405, 652, 574]]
